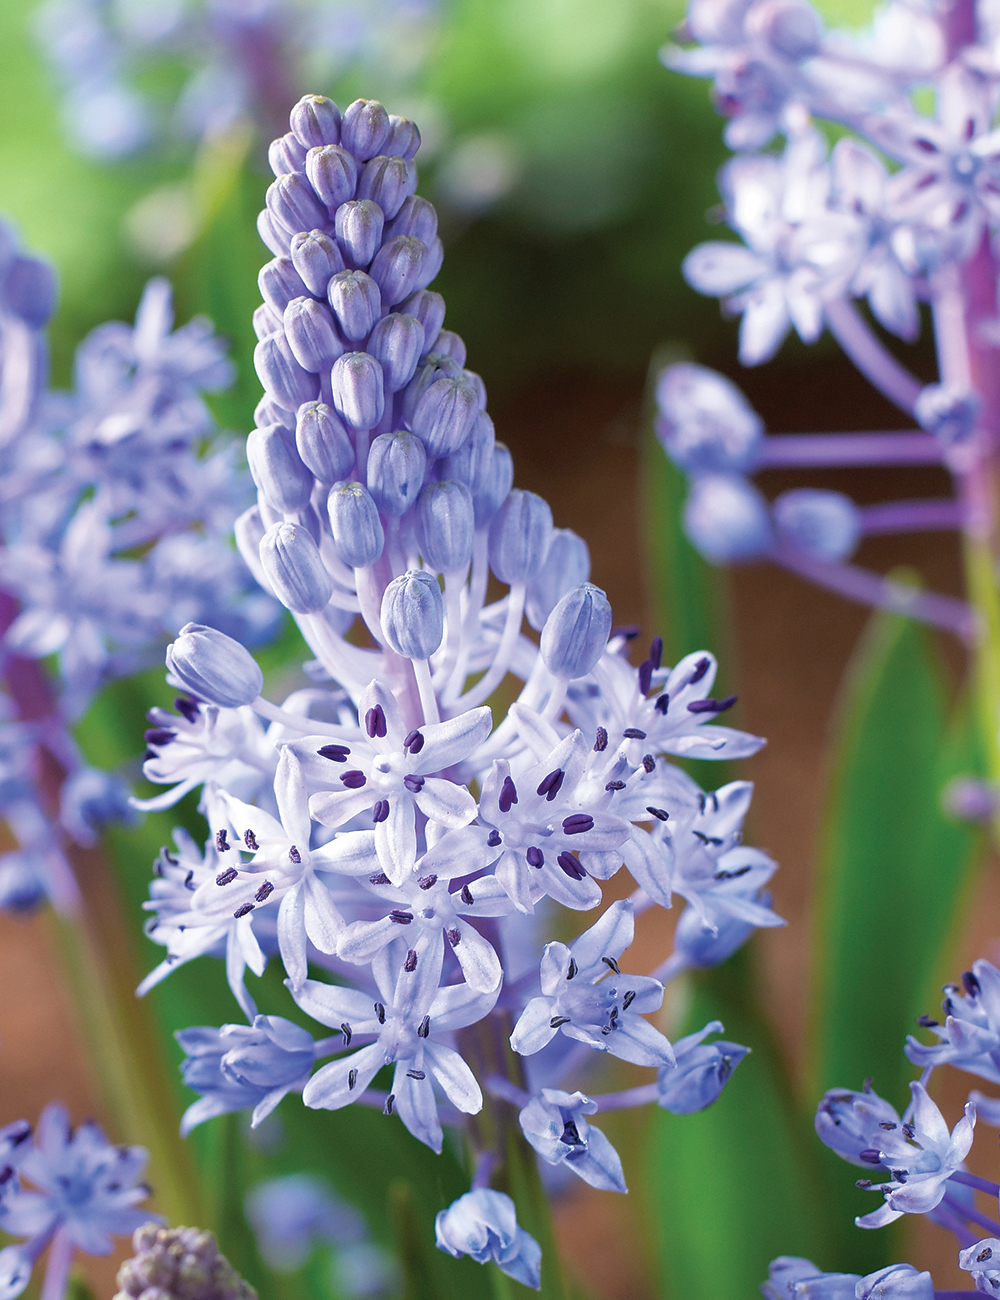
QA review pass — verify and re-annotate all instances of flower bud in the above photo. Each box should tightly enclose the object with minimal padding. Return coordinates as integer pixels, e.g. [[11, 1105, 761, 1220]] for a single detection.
[[416, 480, 475, 573], [367, 313, 425, 392], [247, 425, 314, 513], [258, 257, 311, 314], [655, 363, 763, 474], [370, 235, 427, 305], [290, 230, 345, 296], [357, 155, 416, 221], [526, 528, 590, 631], [341, 99, 391, 161], [386, 195, 438, 246], [539, 583, 611, 679], [266, 173, 328, 235], [683, 475, 773, 563], [401, 289, 445, 353], [441, 411, 495, 493], [656, 1024, 749, 1114], [856, 1265, 933, 1300], [254, 396, 292, 433], [290, 94, 342, 148], [253, 304, 280, 340], [234, 505, 271, 591], [331, 353, 384, 430], [488, 489, 553, 584], [814, 1083, 906, 1167], [473, 443, 513, 525], [415, 236, 444, 290], [915, 383, 979, 448], [380, 570, 444, 658], [5, 256, 56, 328], [435, 1190, 541, 1290], [257, 210, 290, 257], [259, 522, 333, 615], [166, 623, 264, 709], [385, 114, 421, 160], [268, 131, 307, 176], [367, 431, 427, 515], [295, 401, 355, 485], [327, 270, 381, 342], [306, 145, 358, 209], [773, 488, 860, 562], [335, 199, 384, 269], [254, 333, 319, 412], [432, 330, 466, 364], [745, 0, 823, 59], [283, 297, 343, 373], [328, 481, 384, 567], [411, 373, 481, 459], [401, 353, 461, 425]]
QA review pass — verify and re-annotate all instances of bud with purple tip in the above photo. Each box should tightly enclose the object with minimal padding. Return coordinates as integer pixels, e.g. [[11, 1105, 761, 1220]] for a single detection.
[[290, 94, 342, 149], [327, 481, 384, 567]]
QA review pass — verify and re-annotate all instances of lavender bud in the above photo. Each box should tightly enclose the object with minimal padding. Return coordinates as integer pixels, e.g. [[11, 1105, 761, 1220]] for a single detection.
[[290, 94, 342, 148], [327, 270, 382, 342], [540, 583, 613, 679], [331, 352, 384, 430], [331, 202, 382, 273], [411, 373, 481, 459], [385, 115, 421, 160], [234, 505, 271, 590], [380, 571, 444, 658], [306, 145, 358, 210], [341, 99, 391, 161], [115, 1224, 255, 1300], [415, 237, 444, 290], [247, 425, 315, 513], [432, 331, 467, 364], [254, 333, 320, 412], [258, 257, 311, 315], [266, 173, 328, 235], [166, 624, 264, 709], [416, 481, 475, 573], [357, 155, 416, 221], [401, 354, 461, 426], [5, 256, 56, 327], [684, 475, 773, 563], [290, 230, 345, 297], [401, 289, 445, 353], [295, 402, 355, 485], [745, 0, 823, 58], [657, 1034, 749, 1114], [328, 481, 385, 567], [655, 363, 763, 474], [283, 297, 343, 373], [369, 235, 427, 305], [253, 304, 281, 340], [915, 384, 980, 448], [367, 313, 425, 392], [773, 488, 860, 562], [367, 431, 427, 515], [526, 528, 591, 631], [441, 412, 495, 492], [488, 489, 553, 584], [269, 131, 308, 176], [474, 443, 513, 525], [386, 195, 438, 246], [257, 210, 291, 257], [254, 396, 292, 433], [260, 522, 333, 615]]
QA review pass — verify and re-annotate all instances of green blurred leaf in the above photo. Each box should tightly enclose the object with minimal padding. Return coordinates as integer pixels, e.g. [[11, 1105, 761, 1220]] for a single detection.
[[806, 606, 984, 1272]]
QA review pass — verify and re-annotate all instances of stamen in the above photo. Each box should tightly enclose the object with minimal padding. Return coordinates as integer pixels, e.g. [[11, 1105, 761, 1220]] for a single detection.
[[460, 885, 474, 905], [646, 806, 669, 821], [638, 660, 653, 695], [417, 1015, 430, 1038], [526, 846, 544, 868], [418, 874, 437, 890], [623, 728, 646, 739], [349, 1069, 358, 1090], [403, 729, 424, 754], [642, 754, 655, 773], [404, 774, 425, 792], [366, 704, 387, 738], [144, 728, 176, 746], [690, 656, 710, 684], [567, 958, 578, 979], [601, 955, 620, 974], [369, 871, 390, 885], [687, 695, 736, 714], [650, 636, 663, 669], [404, 950, 417, 972], [623, 990, 635, 1009], [447, 927, 461, 946], [487, 829, 502, 847], [341, 1023, 352, 1045], [655, 693, 670, 714], [407, 1070, 425, 1080], [244, 830, 259, 851], [215, 867, 238, 886], [557, 852, 586, 880], [560, 1120, 583, 1146], [390, 910, 413, 924], [375, 1002, 386, 1024], [373, 799, 390, 823], [318, 743, 350, 762], [384, 1093, 395, 1114], [536, 769, 565, 800], [594, 727, 608, 752], [215, 830, 230, 852], [605, 780, 625, 791], [289, 845, 301, 864], [342, 770, 367, 788], [562, 814, 594, 834], [254, 881, 274, 902], [175, 696, 199, 723], [233, 903, 255, 918], [550, 1015, 570, 1027], [499, 775, 518, 812]]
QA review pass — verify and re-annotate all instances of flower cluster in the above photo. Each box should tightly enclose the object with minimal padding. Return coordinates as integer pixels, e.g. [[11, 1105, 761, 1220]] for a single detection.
[[0, 224, 277, 914], [138, 93, 781, 1287], [115, 1223, 255, 1300]]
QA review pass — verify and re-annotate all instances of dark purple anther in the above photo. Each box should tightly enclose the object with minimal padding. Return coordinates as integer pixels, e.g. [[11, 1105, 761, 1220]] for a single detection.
[[594, 727, 608, 752], [687, 695, 736, 714], [318, 743, 351, 762], [365, 704, 387, 738], [234, 903, 255, 918], [175, 696, 200, 723], [255, 881, 274, 902], [341, 1022, 353, 1045], [499, 776, 518, 813], [655, 693, 670, 714], [963, 970, 981, 997], [183, 869, 195, 891], [613, 625, 640, 641], [404, 949, 418, 972], [460, 885, 474, 905], [369, 871, 390, 885], [390, 910, 413, 924], [536, 769, 565, 801], [605, 780, 625, 792], [373, 799, 390, 823], [650, 636, 663, 670], [623, 728, 646, 740], [245, 830, 259, 851], [550, 1015, 571, 1028], [403, 729, 424, 754], [567, 958, 578, 979], [216, 866, 238, 886], [642, 754, 655, 773], [418, 874, 437, 890], [623, 990, 635, 1009], [144, 728, 176, 746], [348, 1069, 358, 1090], [690, 656, 710, 684], [403, 774, 425, 793], [856, 1178, 872, 1189], [560, 1120, 583, 1146], [526, 846, 544, 868], [601, 955, 620, 974], [417, 1015, 430, 1038], [216, 829, 230, 852], [342, 770, 367, 788], [487, 829, 502, 847], [562, 814, 594, 835], [646, 806, 669, 822], [859, 1149, 884, 1164], [375, 1002, 386, 1024], [384, 1094, 395, 1115], [447, 927, 461, 946], [916, 1014, 939, 1028], [557, 852, 586, 880], [638, 660, 653, 695], [289, 846, 302, 864], [406, 1069, 425, 1080]]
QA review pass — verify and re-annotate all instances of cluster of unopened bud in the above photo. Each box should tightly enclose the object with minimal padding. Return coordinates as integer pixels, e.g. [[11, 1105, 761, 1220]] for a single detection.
[[115, 1225, 256, 1300]]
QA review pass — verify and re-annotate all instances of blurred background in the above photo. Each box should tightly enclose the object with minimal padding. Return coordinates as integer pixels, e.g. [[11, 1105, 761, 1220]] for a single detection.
[[0, 0, 988, 1296]]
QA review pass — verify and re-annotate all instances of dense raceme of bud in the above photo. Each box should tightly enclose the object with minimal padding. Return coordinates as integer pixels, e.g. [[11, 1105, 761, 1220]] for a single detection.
[[143, 95, 782, 1288], [115, 1225, 256, 1300]]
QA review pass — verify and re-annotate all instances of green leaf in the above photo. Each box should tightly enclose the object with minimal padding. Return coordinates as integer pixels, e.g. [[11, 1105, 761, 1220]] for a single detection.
[[807, 606, 983, 1272]]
